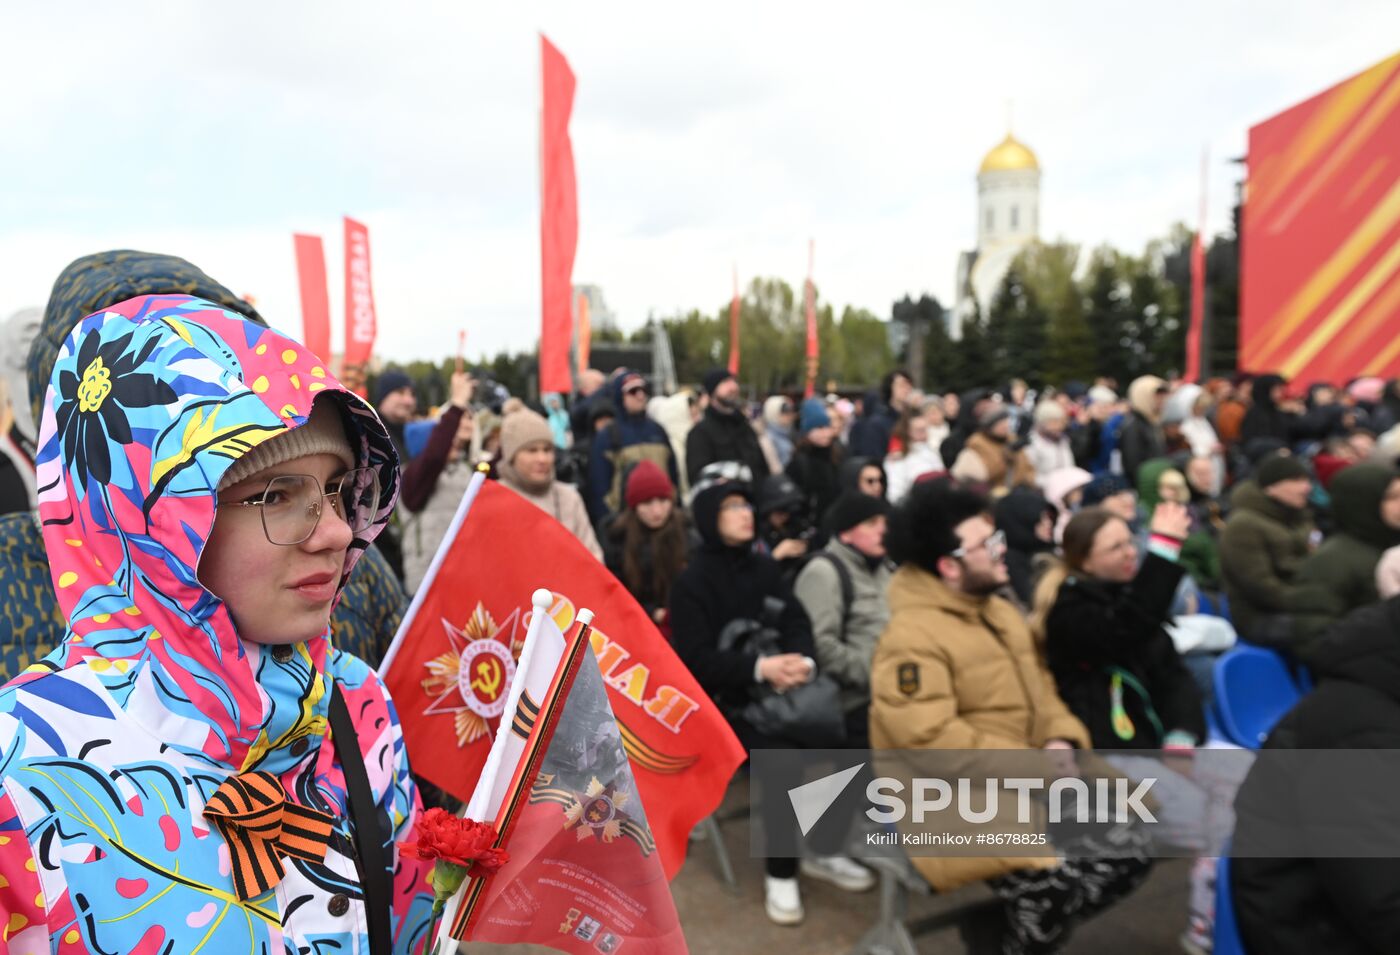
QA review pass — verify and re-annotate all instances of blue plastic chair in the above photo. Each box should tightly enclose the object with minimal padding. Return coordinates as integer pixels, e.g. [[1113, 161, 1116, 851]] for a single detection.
[[1212, 645, 1305, 749], [1213, 851, 1247, 955]]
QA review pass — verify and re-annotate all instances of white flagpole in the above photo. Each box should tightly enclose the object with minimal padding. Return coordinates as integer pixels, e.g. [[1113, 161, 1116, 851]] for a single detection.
[[377, 466, 488, 678], [434, 590, 586, 950]]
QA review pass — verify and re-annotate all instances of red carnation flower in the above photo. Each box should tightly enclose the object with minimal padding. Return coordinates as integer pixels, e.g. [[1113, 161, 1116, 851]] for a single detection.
[[399, 808, 509, 876]]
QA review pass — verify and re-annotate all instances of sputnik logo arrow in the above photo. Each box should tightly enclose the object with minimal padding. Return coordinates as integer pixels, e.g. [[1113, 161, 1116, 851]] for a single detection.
[[787, 763, 865, 836]]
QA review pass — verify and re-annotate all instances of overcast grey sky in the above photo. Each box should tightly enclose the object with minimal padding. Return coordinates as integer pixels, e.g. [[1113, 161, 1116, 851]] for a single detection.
[[2, 2, 1397, 361]]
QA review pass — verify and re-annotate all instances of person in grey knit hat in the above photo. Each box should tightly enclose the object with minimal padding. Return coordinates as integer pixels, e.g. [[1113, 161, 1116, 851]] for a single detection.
[[497, 408, 602, 560]]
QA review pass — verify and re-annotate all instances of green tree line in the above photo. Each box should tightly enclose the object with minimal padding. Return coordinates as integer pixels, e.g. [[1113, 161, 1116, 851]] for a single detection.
[[374, 214, 1239, 405]]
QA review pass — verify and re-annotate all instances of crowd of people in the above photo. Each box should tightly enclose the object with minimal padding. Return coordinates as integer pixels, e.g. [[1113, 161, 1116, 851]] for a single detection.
[[2, 252, 1400, 953]]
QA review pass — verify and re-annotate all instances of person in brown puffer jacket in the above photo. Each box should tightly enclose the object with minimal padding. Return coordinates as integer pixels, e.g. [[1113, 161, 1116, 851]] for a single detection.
[[871, 479, 1151, 954], [950, 407, 1036, 494]]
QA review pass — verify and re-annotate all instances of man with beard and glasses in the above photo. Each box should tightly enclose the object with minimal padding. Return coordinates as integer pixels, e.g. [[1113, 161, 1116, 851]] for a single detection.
[[870, 479, 1150, 954]]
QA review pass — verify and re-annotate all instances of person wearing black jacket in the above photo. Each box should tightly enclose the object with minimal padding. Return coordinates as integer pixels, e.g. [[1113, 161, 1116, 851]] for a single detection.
[[670, 479, 816, 726], [939, 387, 994, 466], [848, 369, 912, 460], [1118, 375, 1168, 485], [1040, 503, 1215, 951], [1042, 505, 1205, 749], [787, 398, 845, 529], [670, 479, 871, 924], [995, 486, 1056, 605], [685, 368, 769, 484], [1240, 373, 1302, 446], [1232, 594, 1400, 955]]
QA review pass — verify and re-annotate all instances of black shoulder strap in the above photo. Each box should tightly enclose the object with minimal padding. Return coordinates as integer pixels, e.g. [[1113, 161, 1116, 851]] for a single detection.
[[329, 685, 393, 955], [816, 552, 855, 633]]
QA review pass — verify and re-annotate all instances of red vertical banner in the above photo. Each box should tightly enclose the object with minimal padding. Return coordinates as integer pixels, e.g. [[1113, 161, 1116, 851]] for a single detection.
[[540, 34, 579, 396], [803, 240, 818, 398], [292, 234, 331, 364], [576, 290, 591, 379], [728, 265, 741, 376], [342, 216, 377, 397], [1185, 151, 1207, 383]]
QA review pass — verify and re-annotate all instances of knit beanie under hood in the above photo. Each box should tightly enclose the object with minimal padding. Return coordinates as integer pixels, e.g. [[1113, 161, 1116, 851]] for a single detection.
[[217, 399, 356, 490]]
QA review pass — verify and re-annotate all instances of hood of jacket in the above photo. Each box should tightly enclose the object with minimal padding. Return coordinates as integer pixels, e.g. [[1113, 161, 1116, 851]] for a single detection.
[[1041, 466, 1093, 513], [21, 294, 397, 777], [1136, 457, 1181, 511], [1127, 375, 1166, 422], [1329, 463, 1400, 549], [1251, 374, 1285, 411], [858, 389, 882, 420], [953, 388, 992, 431], [757, 473, 804, 516], [1307, 596, 1400, 703], [692, 480, 753, 552], [648, 391, 694, 446], [3, 308, 42, 442], [839, 455, 884, 493], [762, 394, 794, 429], [995, 486, 1054, 554], [609, 367, 646, 416], [29, 250, 264, 429], [1163, 383, 1203, 425]]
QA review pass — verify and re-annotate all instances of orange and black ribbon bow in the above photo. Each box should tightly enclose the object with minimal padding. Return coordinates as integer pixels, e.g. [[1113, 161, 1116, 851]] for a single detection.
[[204, 770, 336, 901]]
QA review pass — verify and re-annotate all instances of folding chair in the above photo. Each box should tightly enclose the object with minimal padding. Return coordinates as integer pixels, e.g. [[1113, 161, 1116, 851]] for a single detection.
[[1212, 645, 1305, 749], [849, 849, 1001, 955], [1212, 851, 1247, 955]]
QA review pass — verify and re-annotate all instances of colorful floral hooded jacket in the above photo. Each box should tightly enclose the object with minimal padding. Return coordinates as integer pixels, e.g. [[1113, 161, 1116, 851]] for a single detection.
[[0, 296, 433, 953]]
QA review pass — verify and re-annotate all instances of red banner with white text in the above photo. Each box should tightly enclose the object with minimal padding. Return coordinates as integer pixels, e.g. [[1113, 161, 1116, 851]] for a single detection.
[[342, 216, 377, 396]]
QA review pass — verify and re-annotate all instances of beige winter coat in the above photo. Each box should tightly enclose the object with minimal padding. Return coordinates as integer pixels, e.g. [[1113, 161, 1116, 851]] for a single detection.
[[870, 565, 1089, 890]]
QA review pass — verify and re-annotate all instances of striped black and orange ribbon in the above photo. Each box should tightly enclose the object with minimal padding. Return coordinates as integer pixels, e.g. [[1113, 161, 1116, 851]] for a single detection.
[[204, 770, 336, 901]]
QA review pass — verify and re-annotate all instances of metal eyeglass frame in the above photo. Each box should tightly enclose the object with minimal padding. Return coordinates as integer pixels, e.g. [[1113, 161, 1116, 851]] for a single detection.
[[218, 467, 379, 546]]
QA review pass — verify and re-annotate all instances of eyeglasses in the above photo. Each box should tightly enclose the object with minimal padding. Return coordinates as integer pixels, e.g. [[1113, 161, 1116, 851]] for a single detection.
[[951, 529, 1006, 562], [219, 467, 380, 546]]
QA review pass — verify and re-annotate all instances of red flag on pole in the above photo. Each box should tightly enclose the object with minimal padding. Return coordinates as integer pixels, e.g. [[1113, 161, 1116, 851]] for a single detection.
[[803, 240, 819, 398], [1185, 151, 1208, 383], [728, 265, 741, 376], [342, 216, 377, 396], [433, 596, 688, 951], [540, 34, 579, 396], [379, 474, 745, 880], [292, 234, 331, 364]]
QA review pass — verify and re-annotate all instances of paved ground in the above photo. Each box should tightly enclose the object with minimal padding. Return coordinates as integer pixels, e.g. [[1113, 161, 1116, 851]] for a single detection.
[[468, 777, 1192, 954]]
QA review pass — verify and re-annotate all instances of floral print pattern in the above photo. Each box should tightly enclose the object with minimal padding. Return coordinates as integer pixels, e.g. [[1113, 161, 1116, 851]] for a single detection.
[[0, 296, 433, 954]]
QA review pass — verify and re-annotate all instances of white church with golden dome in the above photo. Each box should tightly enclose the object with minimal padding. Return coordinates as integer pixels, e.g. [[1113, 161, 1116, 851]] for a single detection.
[[952, 131, 1041, 338]]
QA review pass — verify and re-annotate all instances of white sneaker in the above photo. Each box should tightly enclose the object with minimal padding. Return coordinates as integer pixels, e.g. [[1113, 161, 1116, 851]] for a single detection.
[[799, 855, 876, 892], [764, 876, 804, 925]]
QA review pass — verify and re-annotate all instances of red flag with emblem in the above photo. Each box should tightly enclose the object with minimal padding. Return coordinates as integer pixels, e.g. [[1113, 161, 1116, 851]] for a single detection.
[[431, 593, 687, 951], [379, 473, 744, 880]]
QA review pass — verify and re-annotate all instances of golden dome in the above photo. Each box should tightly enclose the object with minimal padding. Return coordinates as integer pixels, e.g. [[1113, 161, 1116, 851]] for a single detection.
[[979, 134, 1039, 174]]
